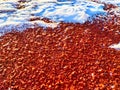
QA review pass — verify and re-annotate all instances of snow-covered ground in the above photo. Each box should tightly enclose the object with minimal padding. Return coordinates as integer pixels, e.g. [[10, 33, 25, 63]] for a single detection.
[[0, 0, 120, 32], [109, 42, 120, 50], [99, 0, 120, 6], [0, 0, 120, 50], [0, 0, 106, 32]]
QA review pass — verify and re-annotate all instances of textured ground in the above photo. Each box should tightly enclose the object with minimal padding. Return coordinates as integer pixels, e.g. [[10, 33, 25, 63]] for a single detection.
[[0, 0, 120, 90], [0, 0, 111, 34], [0, 15, 120, 89]]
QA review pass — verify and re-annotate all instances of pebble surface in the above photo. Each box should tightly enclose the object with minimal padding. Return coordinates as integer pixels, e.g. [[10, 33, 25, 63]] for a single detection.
[[0, 15, 120, 89]]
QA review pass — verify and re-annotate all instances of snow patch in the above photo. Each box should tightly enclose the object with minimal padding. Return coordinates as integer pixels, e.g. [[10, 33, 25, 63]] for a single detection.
[[109, 42, 120, 50], [0, 0, 110, 35], [99, 0, 120, 6]]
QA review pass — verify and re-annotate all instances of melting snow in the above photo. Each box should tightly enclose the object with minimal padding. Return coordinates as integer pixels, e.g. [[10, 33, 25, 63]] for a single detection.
[[99, 0, 120, 6], [98, 0, 120, 17], [109, 42, 120, 50], [0, 0, 106, 35], [0, 0, 120, 35]]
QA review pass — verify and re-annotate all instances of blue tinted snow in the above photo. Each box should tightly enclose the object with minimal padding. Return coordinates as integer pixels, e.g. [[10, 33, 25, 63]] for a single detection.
[[1, 0, 119, 34]]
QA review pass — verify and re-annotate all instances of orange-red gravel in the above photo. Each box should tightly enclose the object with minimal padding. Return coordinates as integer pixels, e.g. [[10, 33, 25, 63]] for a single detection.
[[0, 16, 120, 90]]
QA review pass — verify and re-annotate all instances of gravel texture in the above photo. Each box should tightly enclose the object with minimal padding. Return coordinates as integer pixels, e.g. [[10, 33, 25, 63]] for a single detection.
[[0, 16, 120, 89]]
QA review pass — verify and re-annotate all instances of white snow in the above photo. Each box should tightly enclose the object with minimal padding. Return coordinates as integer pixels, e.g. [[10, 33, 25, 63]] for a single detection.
[[0, 0, 120, 36], [109, 42, 120, 50], [98, 0, 120, 6], [37, 0, 57, 3], [0, 0, 120, 51], [0, 0, 107, 35], [109, 7, 120, 17], [98, 0, 120, 16]]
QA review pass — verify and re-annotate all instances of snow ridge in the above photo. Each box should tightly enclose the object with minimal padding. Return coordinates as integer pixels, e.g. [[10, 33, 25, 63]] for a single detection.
[[0, 0, 106, 34]]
